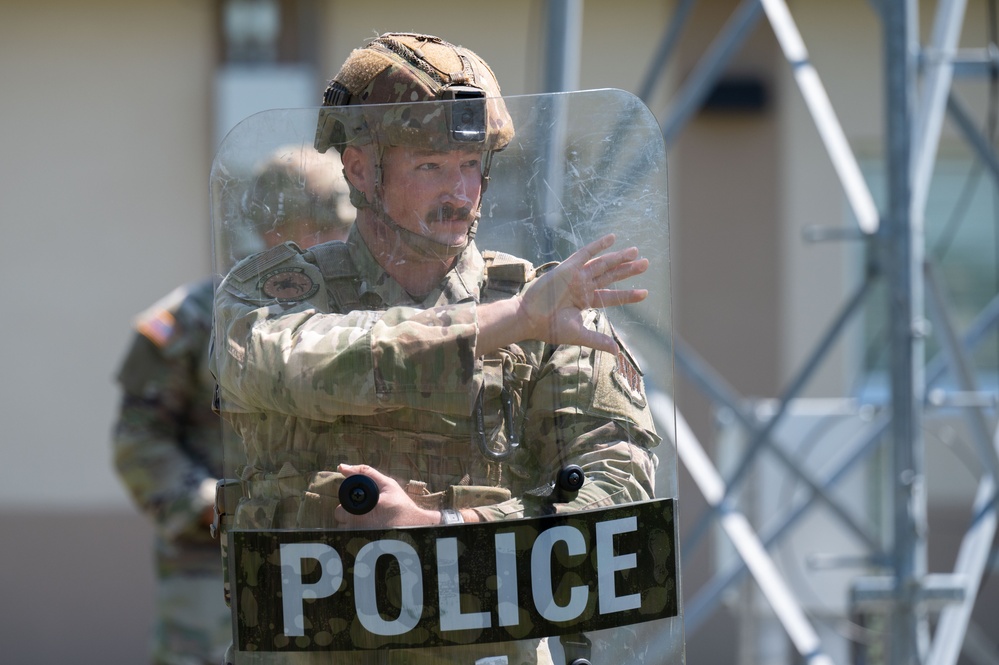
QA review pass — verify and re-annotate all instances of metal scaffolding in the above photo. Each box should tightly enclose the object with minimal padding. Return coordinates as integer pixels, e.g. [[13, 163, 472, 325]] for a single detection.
[[605, 0, 999, 663]]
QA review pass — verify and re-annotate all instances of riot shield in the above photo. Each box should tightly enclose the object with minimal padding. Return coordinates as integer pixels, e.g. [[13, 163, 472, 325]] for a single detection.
[[210, 89, 682, 664]]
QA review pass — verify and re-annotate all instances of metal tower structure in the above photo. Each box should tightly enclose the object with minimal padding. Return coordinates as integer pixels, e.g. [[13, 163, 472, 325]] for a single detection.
[[565, 0, 999, 663]]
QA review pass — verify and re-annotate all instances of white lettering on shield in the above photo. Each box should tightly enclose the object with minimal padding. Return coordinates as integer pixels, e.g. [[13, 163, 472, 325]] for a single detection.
[[278, 516, 640, 637], [280, 543, 343, 637]]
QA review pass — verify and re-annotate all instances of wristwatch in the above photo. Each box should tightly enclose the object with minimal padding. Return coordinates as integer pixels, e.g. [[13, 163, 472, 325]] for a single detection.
[[440, 508, 464, 525]]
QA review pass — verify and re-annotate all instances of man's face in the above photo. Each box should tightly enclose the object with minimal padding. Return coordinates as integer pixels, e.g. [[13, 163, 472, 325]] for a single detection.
[[379, 145, 483, 248]]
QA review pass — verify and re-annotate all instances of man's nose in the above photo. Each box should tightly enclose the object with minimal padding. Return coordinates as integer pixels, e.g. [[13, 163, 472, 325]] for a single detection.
[[440, 168, 474, 205]]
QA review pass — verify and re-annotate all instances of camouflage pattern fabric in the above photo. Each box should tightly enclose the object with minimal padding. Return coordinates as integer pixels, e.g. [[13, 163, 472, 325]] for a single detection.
[[212, 225, 661, 664], [315, 33, 514, 157], [114, 278, 237, 665]]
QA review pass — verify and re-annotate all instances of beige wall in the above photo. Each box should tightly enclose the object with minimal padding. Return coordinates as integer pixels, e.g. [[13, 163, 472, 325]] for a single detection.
[[1, 0, 216, 509], [316, 1, 672, 98], [1, 2, 216, 661], [319, 3, 538, 96]]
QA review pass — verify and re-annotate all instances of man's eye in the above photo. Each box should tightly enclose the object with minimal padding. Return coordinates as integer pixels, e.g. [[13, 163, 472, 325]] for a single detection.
[[462, 159, 480, 169], [417, 162, 440, 171]]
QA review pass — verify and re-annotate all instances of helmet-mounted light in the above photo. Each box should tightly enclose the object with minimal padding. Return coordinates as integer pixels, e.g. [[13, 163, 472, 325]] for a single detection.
[[440, 86, 487, 144]]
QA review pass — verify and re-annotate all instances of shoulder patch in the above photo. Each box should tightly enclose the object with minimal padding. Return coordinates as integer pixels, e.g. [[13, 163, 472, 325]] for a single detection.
[[587, 320, 647, 412], [610, 326, 646, 407], [231, 243, 299, 284], [611, 347, 647, 408], [258, 266, 319, 302], [132, 279, 212, 351], [222, 244, 323, 306], [136, 308, 176, 348]]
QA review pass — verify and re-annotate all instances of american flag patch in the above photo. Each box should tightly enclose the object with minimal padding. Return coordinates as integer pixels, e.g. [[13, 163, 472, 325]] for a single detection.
[[137, 309, 176, 348], [232, 243, 298, 283]]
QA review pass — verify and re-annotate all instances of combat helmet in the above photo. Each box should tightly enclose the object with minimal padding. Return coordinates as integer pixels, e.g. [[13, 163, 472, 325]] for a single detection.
[[314, 32, 514, 157], [242, 144, 353, 241]]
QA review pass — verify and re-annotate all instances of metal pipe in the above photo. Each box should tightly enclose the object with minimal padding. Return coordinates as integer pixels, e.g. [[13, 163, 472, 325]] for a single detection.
[[683, 288, 999, 636], [682, 275, 875, 554], [947, 92, 999, 191], [542, 0, 583, 93], [651, 390, 835, 665], [761, 0, 880, 234], [671, 334, 883, 554], [924, 263, 999, 480], [883, 0, 927, 661], [661, 0, 764, 146], [926, 472, 998, 665], [539, 0, 583, 260], [912, 0, 969, 222], [923, 262, 999, 665], [684, 409, 892, 635], [637, 0, 698, 104]]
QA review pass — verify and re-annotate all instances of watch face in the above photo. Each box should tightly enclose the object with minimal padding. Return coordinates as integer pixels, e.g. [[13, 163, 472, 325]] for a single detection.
[[259, 267, 319, 302]]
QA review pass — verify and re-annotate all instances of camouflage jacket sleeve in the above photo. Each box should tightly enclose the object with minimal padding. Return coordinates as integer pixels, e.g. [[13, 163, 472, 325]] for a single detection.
[[473, 310, 662, 521], [213, 245, 482, 420], [112, 281, 218, 544]]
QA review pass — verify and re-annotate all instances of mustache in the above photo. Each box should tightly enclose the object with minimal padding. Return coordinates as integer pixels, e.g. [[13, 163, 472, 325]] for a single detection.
[[425, 204, 474, 224]]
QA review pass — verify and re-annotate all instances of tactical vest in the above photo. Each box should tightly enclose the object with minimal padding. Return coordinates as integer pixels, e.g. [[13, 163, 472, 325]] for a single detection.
[[303, 240, 543, 477], [304, 240, 540, 316]]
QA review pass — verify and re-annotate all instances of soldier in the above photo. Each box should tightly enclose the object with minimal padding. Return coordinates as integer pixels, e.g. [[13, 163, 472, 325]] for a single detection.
[[113, 145, 352, 665], [212, 32, 662, 664], [241, 143, 358, 250]]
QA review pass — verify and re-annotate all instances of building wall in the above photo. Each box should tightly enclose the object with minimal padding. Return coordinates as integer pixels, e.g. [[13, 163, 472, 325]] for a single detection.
[[0, 0, 216, 511], [1, 1, 215, 661]]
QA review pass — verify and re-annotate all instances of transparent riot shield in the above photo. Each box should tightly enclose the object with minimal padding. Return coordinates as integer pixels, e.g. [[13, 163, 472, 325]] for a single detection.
[[210, 89, 682, 665]]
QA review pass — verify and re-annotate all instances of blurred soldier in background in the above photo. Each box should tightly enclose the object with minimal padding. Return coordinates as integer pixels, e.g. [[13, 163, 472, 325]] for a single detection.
[[112, 144, 352, 665], [241, 143, 357, 250]]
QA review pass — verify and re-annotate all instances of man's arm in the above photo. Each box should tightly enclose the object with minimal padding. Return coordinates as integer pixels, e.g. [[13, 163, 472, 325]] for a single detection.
[[476, 234, 648, 357], [473, 306, 661, 522], [330, 298, 660, 529], [113, 331, 217, 542], [215, 234, 648, 421], [213, 290, 482, 419]]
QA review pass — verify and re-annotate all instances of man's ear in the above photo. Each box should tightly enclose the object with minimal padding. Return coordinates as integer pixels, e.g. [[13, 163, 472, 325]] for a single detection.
[[341, 145, 374, 199]]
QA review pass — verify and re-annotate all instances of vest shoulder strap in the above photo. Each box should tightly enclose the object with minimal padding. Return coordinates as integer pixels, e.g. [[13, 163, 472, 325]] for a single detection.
[[305, 241, 362, 313], [481, 250, 537, 298]]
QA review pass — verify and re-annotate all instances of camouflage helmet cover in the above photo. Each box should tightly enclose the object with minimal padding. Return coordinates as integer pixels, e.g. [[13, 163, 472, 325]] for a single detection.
[[241, 145, 353, 234], [315, 33, 515, 155]]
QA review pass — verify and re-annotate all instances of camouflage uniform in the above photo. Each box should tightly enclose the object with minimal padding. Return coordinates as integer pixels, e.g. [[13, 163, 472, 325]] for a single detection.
[[212, 224, 661, 664], [114, 278, 234, 665]]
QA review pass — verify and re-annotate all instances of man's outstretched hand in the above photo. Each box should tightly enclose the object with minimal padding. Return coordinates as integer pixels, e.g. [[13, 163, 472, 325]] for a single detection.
[[477, 234, 648, 356]]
